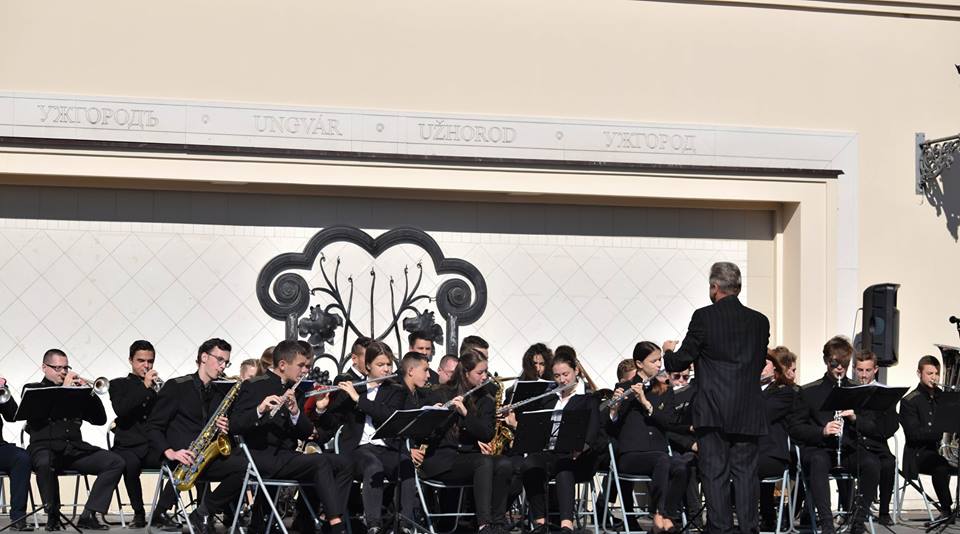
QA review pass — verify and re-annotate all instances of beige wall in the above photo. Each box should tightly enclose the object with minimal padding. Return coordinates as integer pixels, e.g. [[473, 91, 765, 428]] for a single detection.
[[1, 0, 959, 383]]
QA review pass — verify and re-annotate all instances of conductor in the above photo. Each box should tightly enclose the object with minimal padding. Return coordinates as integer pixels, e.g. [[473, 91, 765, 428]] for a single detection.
[[663, 262, 770, 534]]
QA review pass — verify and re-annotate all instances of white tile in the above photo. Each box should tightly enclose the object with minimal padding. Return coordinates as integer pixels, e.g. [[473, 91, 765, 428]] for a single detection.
[[86, 301, 129, 346], [0, 324, 18, 356], [65, 233, 110, 274], [180, 259, 220, 301], [134, 261, 176, 297], [21, 277, 62, 319], [65, 280, 109, 320], [176, 306, 219, 348], [155, 281, 198, 322], [87, 255, 132, 298], [223, 304, 266, 348], [20, 231, 63, 273], [113, 279, 156, 320], [42, 255, 87, 298], [130, 305, 176, 342], [156, 236, 198, 276], [112, 234, 155, 277], [41, 298, 87, 342], [0, 281, 16, 314], [0, 256, 41, 296]]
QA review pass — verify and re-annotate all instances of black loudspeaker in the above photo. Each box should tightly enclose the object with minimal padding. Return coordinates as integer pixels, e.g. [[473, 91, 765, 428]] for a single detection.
[[861, 283, 900, 367]]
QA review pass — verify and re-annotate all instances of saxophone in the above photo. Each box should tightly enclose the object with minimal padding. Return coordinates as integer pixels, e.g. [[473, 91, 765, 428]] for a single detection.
[[172, 380, 243, 491], [488, 378, 513, 455]]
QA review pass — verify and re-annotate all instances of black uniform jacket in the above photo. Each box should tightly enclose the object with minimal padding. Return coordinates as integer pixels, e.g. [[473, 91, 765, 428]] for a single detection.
[[848, 389, 898, 455], [230, 372, 313, 470], [538, 392, 604, 454], [663, 295, 770, 436], [314, 379, 404, 453], [22, 378, 106, 454], [666, 382, 697, 454], [759, 383, 797, 463], [899, 383, 942, 479], [789, 373, 856, 451], [608, 382, 682, 456], [0, 392, 18, 445], [109, 373, 158, 450], [147, 373, 227, 455], [412, 385, 497, 479]]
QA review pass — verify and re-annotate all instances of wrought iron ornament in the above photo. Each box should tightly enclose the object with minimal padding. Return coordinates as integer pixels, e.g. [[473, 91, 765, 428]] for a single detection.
[[256, 226, 487, 372], [917, 132, 960, 193]]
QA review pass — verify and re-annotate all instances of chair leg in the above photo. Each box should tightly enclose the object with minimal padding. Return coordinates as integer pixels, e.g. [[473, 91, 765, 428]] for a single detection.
[[228, 468, 252, 534]]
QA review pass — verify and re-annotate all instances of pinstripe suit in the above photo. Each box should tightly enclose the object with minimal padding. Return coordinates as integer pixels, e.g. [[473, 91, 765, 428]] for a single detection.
[[665, 295, 770, 534]]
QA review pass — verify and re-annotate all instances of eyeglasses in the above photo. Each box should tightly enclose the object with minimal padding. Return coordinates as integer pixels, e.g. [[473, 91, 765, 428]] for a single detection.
[[44, 364, 71, 372], [828, 359, 847, 369], [672, 373, 690, 381], [206, 353, 232, 369]]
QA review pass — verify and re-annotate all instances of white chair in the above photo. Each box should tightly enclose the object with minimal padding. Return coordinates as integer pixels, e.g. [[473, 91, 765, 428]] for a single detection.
[[0, 470, 40, 530], [18, 429, 91, 524], [603, 442, 656, 534], [892, 434, 937, 523], [760, 464, 792, 534]]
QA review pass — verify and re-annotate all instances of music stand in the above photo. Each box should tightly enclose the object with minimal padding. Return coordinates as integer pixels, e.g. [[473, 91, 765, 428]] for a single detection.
[[822, 385, 908, 534], [373, 407, 456, 534], [513, 409, 589, 454], [926, 391, 960, 534], [5, 386, 104, 533]]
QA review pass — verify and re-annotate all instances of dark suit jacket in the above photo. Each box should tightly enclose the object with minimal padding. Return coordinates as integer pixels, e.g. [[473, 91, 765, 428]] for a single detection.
[[539, 393, 603, 453], [109, 373, 158, 450], [415, 386, 496, 479], [314, 380, 403, 453], [664, 295, 770, 436], [608, 385, 681, 455], [147, 373, 228, 454], [759, 383, 797, 462], [666, 382, 697, 453], [899, 383, 941, 479], [230, 372, 314, 472], [789, 374, 857, 452], [23, 378, 106, 454]]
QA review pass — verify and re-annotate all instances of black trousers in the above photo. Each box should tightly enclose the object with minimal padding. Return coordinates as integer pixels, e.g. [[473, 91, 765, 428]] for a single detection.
[[697, 429, 759, 534], [757, 456, 788, 528], [423, 452, 513, 525], [351, 444, 416, 528], [800, 446, 835, 528], [616, 450, 689, 520], [915, 449, 955, 512], [0, 443, 32, 521], [31, 447, 124, 515], [156, 454, 247, 516], [522, 450, 602, 524], [841, 448, 895, 516], [260, 450, 353, 519], [112, 444, 162, 515]]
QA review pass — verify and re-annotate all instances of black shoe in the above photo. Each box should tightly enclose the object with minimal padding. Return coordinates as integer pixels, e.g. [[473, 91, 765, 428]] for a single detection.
[[187, 510, 211, 534], [150, 511, 181, 532], [528, 523, 549, 534], [130, 512, 147, 529], [10, 519, 34, 532], [560, 527, 574, 534], [76, 511, 109, 531], [603, 515, 624, 531], [877, 514, 894, 526]]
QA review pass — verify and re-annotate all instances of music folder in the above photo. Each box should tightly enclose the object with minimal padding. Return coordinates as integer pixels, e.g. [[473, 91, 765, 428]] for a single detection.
[[373, 406, 455, 442], [820, 383, 908, 413], [15, 385, 101, 421], [513, 408, 589, 454]]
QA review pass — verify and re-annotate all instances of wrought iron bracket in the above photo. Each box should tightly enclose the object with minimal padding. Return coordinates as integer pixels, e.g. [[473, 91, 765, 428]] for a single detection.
[[917, 132, 960, 194]]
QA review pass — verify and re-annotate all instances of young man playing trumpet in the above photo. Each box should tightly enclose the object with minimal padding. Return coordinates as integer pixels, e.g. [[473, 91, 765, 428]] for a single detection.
[[108, 339, 163, 528], [231, 339, 353, 534], [24, 349, 124, 531]]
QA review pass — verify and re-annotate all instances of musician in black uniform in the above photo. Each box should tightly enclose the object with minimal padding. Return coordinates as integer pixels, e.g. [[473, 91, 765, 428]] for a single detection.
[[107, 340, 162, 528], [313, 341, 415, 534], [899, 355, 955, 522], [341, 337, 372, 383], [24, 349, 123, 531], [231, 339, 352, 534], [147, 338, 246, 534], [411, 349, 513, 533], [408, 331, 442, 385], [758, 347, 798, 532], [0, 376, 35, 531], [608, 342, 690, 533], [518, 350, 607, 534], [790, 336, 881, 534]]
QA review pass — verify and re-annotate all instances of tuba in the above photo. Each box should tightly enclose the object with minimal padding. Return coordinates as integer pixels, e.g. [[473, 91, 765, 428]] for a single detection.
[[936, 344, 959, 467], [171, 379, 243, 491]]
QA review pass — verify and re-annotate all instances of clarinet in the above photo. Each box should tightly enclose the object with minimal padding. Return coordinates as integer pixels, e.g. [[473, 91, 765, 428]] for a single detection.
[[834, 375, 844, 467]]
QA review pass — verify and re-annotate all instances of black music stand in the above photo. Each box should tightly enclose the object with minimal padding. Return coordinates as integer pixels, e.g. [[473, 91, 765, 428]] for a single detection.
[[822, 385, 908, 534], [507, 381, 554, 412], [513, 408, 589, 454], [6, 386, 103, 533], [374, 407, 456, 534], [926, 391, 960, 534]]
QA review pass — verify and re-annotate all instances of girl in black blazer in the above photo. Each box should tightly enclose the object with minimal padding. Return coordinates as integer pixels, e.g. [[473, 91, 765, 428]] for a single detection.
[[517, 350, 604, 534], [314, 341, 413, 534], [608, 341, 689, 533], [412, 350, 514, 534], [758, 347, 798, 531]]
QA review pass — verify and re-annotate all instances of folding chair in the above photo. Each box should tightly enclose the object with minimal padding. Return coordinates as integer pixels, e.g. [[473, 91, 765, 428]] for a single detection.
[[104, 424, 132, 528], [412, 463, 473, 534], [146, 463, 202, 534], [892, 434, 937, 523], [0, 470, 40, 530], [603, 442, 655, 534], [18, 429, 91, 524], [760, 464, 792, 534], [229, 438, 320, 534]]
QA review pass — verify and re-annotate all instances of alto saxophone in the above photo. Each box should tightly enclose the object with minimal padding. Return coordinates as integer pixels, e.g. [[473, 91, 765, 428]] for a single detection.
[[172, 380, 243, 491], [488, 378, 513, 455]]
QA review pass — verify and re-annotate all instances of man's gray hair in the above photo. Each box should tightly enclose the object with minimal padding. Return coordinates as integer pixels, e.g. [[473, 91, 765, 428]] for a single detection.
[[709, 262, 742, 295]]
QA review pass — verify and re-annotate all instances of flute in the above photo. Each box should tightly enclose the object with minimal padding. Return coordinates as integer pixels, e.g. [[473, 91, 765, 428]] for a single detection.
[[270, 377, 303, 417], [304, 373, 397, 398]]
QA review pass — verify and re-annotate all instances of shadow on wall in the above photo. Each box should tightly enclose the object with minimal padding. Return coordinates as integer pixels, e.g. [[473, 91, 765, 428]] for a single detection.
[[923, 162, 960, 241]]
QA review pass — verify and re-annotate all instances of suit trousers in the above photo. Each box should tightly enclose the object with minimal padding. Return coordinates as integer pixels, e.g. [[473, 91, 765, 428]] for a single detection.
[[351, 444, 416, 528], [0, 443, 32, 521], [915, 449, 954, 512], [757, 456, 788, 528], [112, 444, 163, 515], [800, 447, 835, 529], [156, 454, 247, 516], [424, 452, 513, 526], [522, 450, 603, 524], [617, 450, 688, 520], [697, 429, 759, 534], [842, 448, 894, 516], [261, 450, 353, 519], [31, 447, 124, 515]]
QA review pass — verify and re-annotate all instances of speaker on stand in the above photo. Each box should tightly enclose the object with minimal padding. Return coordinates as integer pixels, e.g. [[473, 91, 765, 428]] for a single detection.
[[861, 283, 900, 383]]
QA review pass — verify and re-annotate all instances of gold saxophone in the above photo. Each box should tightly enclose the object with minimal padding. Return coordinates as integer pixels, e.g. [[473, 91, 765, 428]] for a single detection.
[[172, 380, 242, 491], [487, 378, 513, 455]]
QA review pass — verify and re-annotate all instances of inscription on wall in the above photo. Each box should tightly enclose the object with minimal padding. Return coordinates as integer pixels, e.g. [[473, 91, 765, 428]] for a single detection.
[[603, 130, 697, 154]]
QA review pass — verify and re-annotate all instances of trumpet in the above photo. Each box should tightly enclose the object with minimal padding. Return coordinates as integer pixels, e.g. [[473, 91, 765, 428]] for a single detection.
[[152, 376, 164, 392], [0, 385, 10, 404], [72, 376, 109, 395], [305, 373, 397, 398]]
